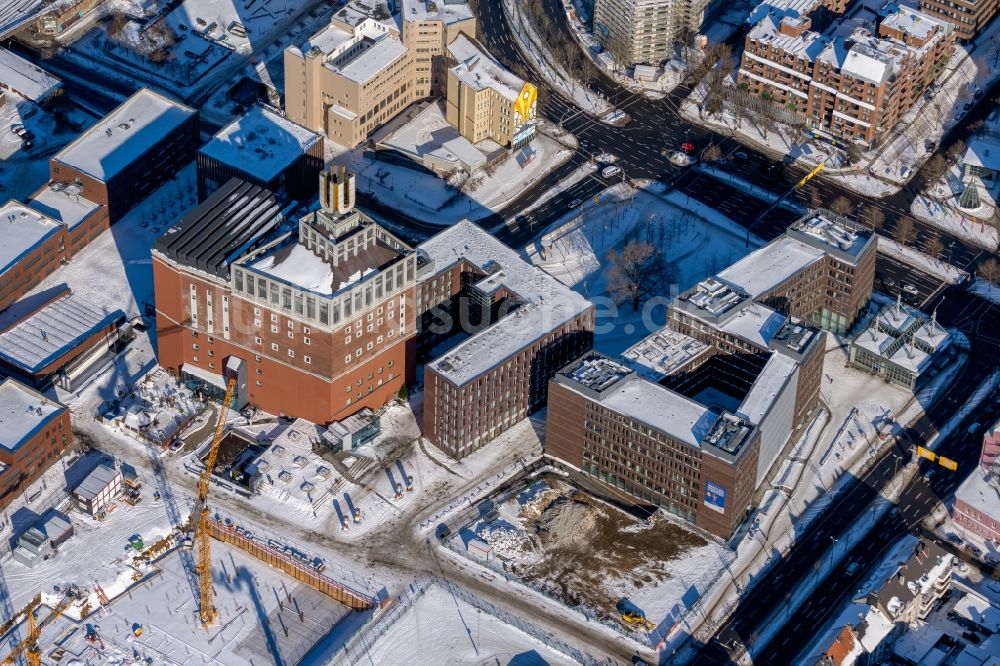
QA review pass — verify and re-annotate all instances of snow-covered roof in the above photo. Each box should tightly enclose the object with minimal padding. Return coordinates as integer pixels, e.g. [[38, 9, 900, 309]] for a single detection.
[[956, 467, 1000, 528], [28, 182, 101, 230], [746, 12, 829, 62], [250, 239, 399, 296], [603, 376, 716, 449], [954, 592, 1000, 632], [301, 20, 356, 53], [53, 89, 195, 181], [738, 351, 797, 424], [447, 34, 525, 102], [73, 464, 120, 501], [0, 292, 124, 374], [789, 211, 871, 258], [717, 236, 825, 298], [841, 43, 891, 85], [401, 0, 474, 25], [746, 0, 818, 25], [40, 513, 72, 541], [181, 363, 227, 391], [963, 134, 1000, 172], [199, 106, 321, 183], [621, 327, 710, 381], [0, 200, 63, 277], [893, 624, 945, 664], [326, 32, 407, 84], [378, 101, 486, 170], [0, 46, 61, 102], [422, 221, 591, 386], [0, 0, 46, 42], [717, 302, 787, 349], [880, 5, 947, 42], [0, 378, 63, 452]]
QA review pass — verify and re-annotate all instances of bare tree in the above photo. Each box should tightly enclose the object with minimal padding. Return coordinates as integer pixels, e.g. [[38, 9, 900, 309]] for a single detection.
[[703, 145, 722, 162], [945, 139, 967, 163], [862, 204, 886, 232], [829, 195, 854, 217], [979, 256, 1000, 290], [926, 236, 945, 262], [809, 188, 824, 210], [921, 154, 948, 181], [607, 242, 677, 311], [893, 216, 917, 246]]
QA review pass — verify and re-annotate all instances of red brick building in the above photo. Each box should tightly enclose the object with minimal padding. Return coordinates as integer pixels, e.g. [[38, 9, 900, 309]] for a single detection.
[[154, 170, 417, 424], [0, 378, 70, 510], [919, 0, 999, 40], [0, 201, 66, 313], [738, 5, 954, 144], [952, 419, 1000, 546], [417, 220, 594, 459], [49, 88, 198, 223]]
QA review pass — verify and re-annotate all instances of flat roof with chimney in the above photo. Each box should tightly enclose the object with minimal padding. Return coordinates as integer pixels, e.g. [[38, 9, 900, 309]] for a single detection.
[[0, 200, 63, 278], [199, 106, 321, 183], [52, 89, 195, 182], [0, 378, 64, 452]]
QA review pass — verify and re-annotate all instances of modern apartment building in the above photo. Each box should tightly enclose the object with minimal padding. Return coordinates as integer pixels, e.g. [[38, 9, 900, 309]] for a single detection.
[[418, 220, 594, 459], [153, 169, 418, 424], [400, 0, 477, 98], [0, 378, 70, 511], [48, 88, 198, 222], [919, 0, 998, 40], [738, 4, 954, 144], [284, 15, 416, 148], [446, 35, 538, 148], [709, 210, 876, 334], [593, 0, 709, 66]]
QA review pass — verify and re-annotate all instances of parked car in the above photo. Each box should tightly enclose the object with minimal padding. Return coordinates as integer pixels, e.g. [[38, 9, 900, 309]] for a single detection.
[[845, 562, 861, 575], [735, 151, 748, 160], [902, 283, 919, 295], [601, 165, 622, 178], [568, 198, 582, 209], [967, 422, 982, 435]]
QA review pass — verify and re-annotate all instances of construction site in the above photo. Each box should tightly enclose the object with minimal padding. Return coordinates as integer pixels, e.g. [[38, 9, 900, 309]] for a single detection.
[[452, 476, 734, 638], [0, 378, 389, 665]]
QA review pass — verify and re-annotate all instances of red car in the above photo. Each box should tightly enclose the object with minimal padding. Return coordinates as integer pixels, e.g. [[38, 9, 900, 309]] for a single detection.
[[680, 142, 695, 153]]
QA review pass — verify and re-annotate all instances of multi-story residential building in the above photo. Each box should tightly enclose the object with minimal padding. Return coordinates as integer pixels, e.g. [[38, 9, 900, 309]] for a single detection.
[[197, 104, 324, 203], [919, 0, 999, 40], [446, 35, 538, 148], [709, 210, 876, 334], [952, 418, 1000, 545], [593, 0, 710, 66], [400, 0, 476, 98], [738, 4, 954, 144], [284, 14, 415, 148], [153, 169, 418, 424], [0, 378, 70, 511], [863, 540, 953, 623], [48, 88, 198, 222], [418, 220, 594, 459]]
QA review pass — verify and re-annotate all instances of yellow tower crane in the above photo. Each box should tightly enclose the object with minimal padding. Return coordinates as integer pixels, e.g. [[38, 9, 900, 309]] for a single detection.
[[3, 592, 74, 666], [194, 376, 237, 627]]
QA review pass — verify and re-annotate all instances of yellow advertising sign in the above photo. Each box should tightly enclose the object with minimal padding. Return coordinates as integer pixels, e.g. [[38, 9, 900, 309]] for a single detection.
[[915, 446, 936, 461], [938, 457, 958, 471], [514, 83, 538, 126]]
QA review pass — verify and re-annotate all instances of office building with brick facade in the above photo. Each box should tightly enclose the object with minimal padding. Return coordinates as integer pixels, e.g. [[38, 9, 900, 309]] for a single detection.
[[711, 210, 876, 334], [197, 104, 324, 202], [418, 220, 594, 459], [0, 201, 66, 313], [919, 0, 998, 40], [49, 89, 198, 223], [953, 419, 1000, 545], [0, 378, 70, 511], [154, 170, 418, 425], [738, 4, 954, 144]]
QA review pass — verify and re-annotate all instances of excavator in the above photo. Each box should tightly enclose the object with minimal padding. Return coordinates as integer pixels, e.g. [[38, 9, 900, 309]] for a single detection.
[[191, 376, 237, 627], [617, 601, 656, 631], [2, 591, 75, 666]]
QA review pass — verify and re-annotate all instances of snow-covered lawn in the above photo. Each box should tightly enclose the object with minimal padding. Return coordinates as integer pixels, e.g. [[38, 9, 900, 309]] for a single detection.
[[911, 191, 998, 251], [526, 183, 755, 355], [361, 583, 575, 665], [334, 131, 573, 226]]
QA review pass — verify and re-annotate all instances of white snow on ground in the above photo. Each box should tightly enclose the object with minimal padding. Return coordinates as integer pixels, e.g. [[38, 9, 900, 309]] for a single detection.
[[669, 332, 965, 661], [526, 183, 755, 354], [911, 191, 999, 251], [877, 235, 968, 285], [362, 583, 575, 665], [333, 131, 573, 226], [500, 0, 612, 116], [969, 278, 1000, 306]]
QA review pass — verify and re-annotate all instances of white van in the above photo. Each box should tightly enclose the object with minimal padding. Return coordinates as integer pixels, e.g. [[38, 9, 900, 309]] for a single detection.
[[601, 165, 622, 178]]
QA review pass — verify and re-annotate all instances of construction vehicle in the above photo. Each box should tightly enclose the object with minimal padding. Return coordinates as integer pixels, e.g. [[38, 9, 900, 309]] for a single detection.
[[192, 377, 237, 627], [3, 591, 75, 666], [616, 600, 656, 632], [84, 625, 104, 650]]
